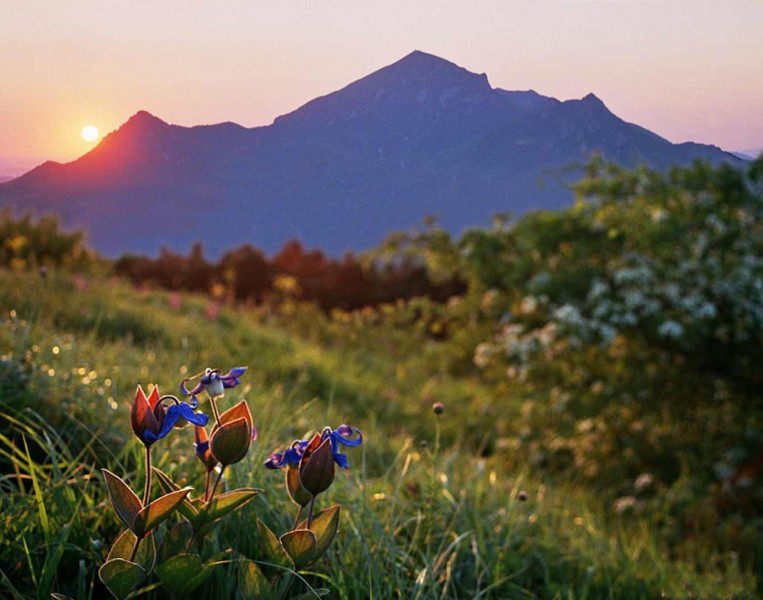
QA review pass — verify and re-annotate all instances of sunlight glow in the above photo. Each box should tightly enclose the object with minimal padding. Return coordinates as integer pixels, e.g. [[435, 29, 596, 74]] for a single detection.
[[81, 125, 99, 142]]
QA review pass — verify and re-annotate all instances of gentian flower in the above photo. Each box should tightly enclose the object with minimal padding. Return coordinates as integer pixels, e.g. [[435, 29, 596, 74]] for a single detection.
[[181, 367, 247, 403], [130, 385, 209, 446]]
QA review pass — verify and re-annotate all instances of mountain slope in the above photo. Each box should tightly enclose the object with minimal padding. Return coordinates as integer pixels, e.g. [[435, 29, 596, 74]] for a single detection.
[[0, 51, 741, 257]]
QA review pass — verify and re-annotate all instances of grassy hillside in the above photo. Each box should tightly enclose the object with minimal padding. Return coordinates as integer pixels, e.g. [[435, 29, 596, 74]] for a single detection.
[[0, 269, 755, 599], [1, 157, 761, 598]]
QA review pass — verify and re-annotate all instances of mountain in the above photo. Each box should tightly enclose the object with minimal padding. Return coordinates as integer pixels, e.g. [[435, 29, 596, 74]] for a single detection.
[[0, 51, 741, 258]]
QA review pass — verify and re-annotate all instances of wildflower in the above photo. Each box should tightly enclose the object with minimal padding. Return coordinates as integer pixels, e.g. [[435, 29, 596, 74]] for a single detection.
[[322, 425, 363, 468], [265, 425, 362, 471], [264, 439, 309, 469], [194, 425, 217, 472], [181, 367, 247, 402], [432, 402, 444, 415], [130, 385, 209, 446]]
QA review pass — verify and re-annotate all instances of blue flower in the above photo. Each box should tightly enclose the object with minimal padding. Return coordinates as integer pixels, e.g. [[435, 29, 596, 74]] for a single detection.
[[264, 425, 363, 470], [181, 367, 247, 402], [143, 400, 209, 444], [265, 439, 308, 469], [321, 425, 363, 469]]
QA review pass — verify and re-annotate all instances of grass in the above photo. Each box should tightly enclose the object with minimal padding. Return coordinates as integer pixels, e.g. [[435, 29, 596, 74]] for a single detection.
[[0, 268, 758, 598]]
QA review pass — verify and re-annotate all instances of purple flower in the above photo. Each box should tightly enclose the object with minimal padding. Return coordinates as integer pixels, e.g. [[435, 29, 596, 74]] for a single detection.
[[143, 400, 209, 444], [322, 425, 363, 469], [180, 367, 247, 402], [264, 425, 363, 470], [131, 385, 209, 446], [265, 439, 308, 469]]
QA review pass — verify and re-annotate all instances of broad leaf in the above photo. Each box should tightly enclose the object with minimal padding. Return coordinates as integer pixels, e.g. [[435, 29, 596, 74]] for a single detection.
[[102, 470, 142, 533], [200, 488, 262, 524], [237, 559, 274, 600], [98, 559, 145, 600], [158, 521, 193, 563], [133, 487, 192, 538], [256, 519, 291, 568], [298, 504, 341, 560], [151, 467, 199, 522], [155, 553, 216, 596], [280, 529, 317, 570], [106, 529, 155, 574]]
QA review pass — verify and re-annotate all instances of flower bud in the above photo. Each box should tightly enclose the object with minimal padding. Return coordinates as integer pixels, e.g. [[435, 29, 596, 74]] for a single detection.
[[209, 400, 255, 466], [286, 463, 313, 507], [299, 434, 335, 496], [432, 401, 444, 415]]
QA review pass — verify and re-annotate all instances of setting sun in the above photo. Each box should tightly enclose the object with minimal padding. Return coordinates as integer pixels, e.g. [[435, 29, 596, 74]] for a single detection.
[[81, 125, 99, 142]]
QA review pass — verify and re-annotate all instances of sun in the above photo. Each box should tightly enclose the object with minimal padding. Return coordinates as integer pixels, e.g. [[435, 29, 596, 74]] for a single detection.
[[81, 125, 99, 142]]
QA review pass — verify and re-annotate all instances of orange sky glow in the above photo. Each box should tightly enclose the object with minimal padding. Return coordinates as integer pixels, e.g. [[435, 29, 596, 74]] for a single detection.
[[2, 0, 762, 174]]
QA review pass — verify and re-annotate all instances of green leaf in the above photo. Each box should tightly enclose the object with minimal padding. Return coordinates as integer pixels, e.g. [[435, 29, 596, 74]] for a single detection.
[[199, 488, 262, 524], [158, 522, 193, 563], [106, 529, 155, 574], [298, 504, 341, 560], [151, 467, 199, 522], [155, 553, 216, 596], [98, 559, 145, 600], [279, 529, 317, 570], [256, 519, 291, 568], [237, 559, 274, 600], [102, 470, 142, 533], [133, 487, 192, 538]]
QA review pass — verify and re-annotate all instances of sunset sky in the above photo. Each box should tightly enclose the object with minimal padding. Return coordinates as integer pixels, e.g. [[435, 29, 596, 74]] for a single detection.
[[2, 0, 762, 175]]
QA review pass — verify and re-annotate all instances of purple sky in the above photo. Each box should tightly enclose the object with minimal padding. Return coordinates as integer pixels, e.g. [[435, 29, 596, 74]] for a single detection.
[[2, 0, 761, 173]]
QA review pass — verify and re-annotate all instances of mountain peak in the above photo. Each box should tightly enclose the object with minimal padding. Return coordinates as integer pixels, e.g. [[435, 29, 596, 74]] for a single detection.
[[581, 92, 605, 106], [121, 110, 168, 133], [385, 50, 490, 88]]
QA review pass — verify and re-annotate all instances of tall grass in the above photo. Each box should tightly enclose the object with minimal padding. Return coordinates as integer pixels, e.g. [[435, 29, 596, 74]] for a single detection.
[[0, 269, 757, 598]]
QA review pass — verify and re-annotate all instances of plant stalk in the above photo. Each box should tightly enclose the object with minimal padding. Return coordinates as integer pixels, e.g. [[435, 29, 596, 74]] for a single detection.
[[142, 445, 152, 506], [306, 495, 316, 529], [291, 505, 304, 530], [208, 466, 225, 502]]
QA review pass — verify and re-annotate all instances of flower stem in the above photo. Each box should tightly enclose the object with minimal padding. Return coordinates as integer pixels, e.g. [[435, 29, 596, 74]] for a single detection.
[[306, 495, 316, 529], [208, 466, 225, 502], [142, 445, 152, 506], [291, 505, 304, 531], [210, 396, 222, 426], [129, 536, 142, 563], [204, 468, 213, 502]]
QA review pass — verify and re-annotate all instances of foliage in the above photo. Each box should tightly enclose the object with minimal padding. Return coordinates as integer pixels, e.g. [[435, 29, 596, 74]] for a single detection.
[[0, 210, 95, 271], [114, 238, 463, 311]]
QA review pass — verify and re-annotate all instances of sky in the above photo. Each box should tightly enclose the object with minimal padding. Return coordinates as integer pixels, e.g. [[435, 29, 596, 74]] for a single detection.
[[2, 0, 762, 175]]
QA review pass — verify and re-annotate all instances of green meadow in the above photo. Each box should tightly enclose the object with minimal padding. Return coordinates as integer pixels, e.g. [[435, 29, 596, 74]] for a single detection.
[[1, 158, 762, 598]]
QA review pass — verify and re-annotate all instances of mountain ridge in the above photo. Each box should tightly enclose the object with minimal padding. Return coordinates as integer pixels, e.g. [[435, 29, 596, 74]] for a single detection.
[[0, 51, 742, 258]]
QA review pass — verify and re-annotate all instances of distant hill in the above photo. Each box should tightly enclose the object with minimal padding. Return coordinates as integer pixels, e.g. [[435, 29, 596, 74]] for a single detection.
[[0, 50, 741, 258]]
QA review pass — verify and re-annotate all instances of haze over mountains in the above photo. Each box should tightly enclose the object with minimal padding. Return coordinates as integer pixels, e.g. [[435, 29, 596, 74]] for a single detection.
[[0, 51, 741, 258]]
